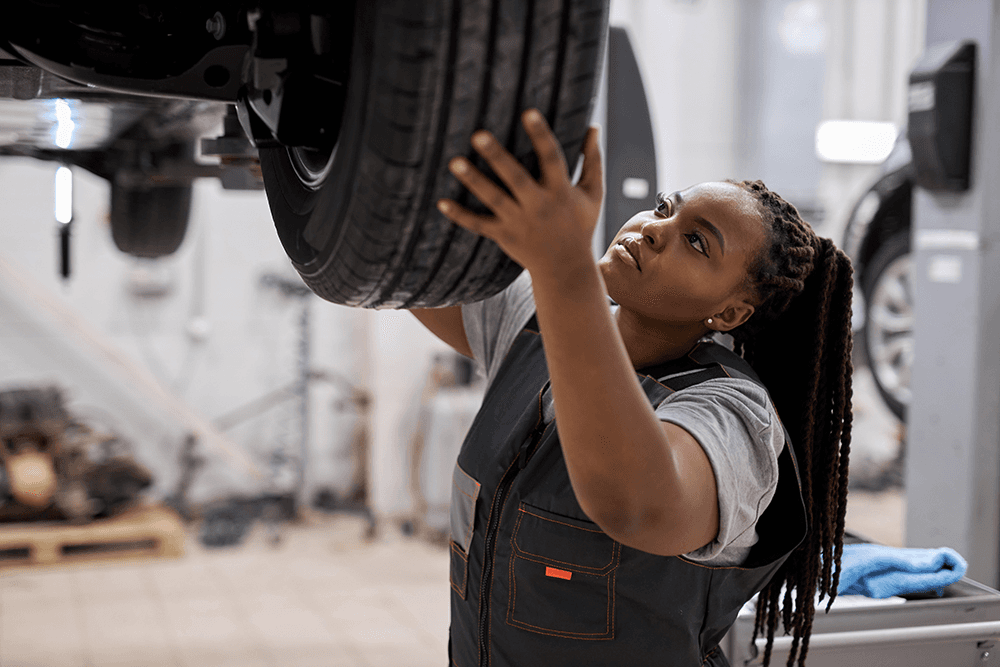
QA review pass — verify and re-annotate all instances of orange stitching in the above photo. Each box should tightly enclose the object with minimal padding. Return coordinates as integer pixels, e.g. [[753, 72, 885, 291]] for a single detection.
[[687, 342, 703, 364], [518, 507, 605, 533], [505, 541, 620, 638], [453, 483, 475, 501], [511, 507, 616, 571], [511, 552, 618, 576], [509, 620, 613, 638], [512, 543, 615, 573], [701, 647, 719, 665], [605, 558, 611, 631], [507, 623, 614, 640], [511, 607, 610, 637], [506, 535, 616, 638]]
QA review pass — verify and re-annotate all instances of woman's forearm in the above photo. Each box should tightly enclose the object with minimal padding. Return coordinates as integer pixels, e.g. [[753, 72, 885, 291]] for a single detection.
[[529, 260, 699, 546]]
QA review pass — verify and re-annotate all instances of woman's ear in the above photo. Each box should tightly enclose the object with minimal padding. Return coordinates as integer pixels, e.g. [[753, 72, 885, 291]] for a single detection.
[[710, 301, 755, 332]]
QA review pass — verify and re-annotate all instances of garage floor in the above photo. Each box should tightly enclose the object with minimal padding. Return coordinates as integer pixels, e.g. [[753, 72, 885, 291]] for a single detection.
[[0, 514, 451, 667]]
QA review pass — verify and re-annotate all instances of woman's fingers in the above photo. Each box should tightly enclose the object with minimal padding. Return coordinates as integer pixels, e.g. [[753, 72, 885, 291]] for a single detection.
[[448, 156, 516, 215], [522, 109, 569, 185], [436, 199, 499, 239], [577, 125, 604, 200], [469, 131, 536, 197]]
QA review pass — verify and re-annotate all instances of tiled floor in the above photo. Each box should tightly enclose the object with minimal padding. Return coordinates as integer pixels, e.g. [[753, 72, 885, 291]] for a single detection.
[[0, 513, 451, 667]]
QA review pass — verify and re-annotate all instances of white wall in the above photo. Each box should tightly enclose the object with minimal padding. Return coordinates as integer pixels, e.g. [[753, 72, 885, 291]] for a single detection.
[[610, 0, 742, 192], [0, 159, 373, 507], [817, 0, 926, 241], [610, 0, 926, 241]]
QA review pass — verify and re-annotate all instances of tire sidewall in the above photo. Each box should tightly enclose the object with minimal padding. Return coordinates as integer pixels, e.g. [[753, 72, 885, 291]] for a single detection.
[[259, 0, 381, 273]]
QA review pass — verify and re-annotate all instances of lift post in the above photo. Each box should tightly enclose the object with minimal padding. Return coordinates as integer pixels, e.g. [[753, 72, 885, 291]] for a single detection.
[[905, 0, 1000, 587]]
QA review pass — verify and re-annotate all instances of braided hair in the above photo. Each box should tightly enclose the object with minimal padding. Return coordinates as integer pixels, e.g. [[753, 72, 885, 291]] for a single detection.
[[729, 180, 854, 667]]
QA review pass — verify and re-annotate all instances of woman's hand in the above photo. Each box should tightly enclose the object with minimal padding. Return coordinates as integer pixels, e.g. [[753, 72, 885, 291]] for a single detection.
[[437, 109, 603, 279]]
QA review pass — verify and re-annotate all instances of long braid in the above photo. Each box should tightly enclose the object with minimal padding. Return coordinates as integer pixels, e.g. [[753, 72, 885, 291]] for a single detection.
[[729, 180, 854, 667]]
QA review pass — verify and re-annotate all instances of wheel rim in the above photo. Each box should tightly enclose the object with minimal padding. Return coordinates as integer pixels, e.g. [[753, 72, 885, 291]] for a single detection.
[[866, 253, 913, 408], [288, 144, 338, 191]]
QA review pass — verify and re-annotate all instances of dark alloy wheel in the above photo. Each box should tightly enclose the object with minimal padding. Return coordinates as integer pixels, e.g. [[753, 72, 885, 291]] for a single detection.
[[258, 0, 610, 308], [862, 231, 912, 421]]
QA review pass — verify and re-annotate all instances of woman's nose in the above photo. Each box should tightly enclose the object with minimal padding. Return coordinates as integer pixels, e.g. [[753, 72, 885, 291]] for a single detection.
[[639, 218, 668, 251]]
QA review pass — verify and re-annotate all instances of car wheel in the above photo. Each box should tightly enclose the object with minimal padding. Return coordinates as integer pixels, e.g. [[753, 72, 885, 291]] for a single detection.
[[110, 182, 192, 258], [258, 0, 609, 308], [862, 231, 912, 420]]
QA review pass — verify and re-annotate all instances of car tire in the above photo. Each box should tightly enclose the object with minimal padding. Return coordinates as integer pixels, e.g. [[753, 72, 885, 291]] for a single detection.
[[862, 231, 912, 421], [258, 0, 609, 308], [110, 182, 192, 258]]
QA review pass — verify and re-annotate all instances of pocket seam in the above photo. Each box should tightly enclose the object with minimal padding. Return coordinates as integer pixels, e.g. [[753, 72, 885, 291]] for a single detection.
[[506, 510, 619, 639], [512, 506, 618, 573], [450, 540, 469, 599], [519, 507, 605, 533]]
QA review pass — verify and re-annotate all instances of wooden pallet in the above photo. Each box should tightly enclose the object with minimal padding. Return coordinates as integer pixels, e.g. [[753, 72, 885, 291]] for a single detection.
[[0, 504, 185, 570]]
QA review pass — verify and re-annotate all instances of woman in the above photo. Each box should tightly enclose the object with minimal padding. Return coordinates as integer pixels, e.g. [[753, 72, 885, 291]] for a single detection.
[[414, 109, 853, 667]]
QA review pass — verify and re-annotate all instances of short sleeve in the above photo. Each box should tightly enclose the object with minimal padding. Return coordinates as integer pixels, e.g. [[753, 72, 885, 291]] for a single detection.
[[655, 378, 784, 566], [460, 272, 536, 387]]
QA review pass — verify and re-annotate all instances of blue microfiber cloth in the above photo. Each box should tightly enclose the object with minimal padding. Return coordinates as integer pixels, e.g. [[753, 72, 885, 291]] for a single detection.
[[837, 543, 968, 598]]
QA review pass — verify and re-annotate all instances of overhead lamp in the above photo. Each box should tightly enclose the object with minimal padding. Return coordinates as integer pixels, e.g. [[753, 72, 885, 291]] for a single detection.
[[54, 165, 73, 279], [815, 120, 898, 164], [54, 98, 76, 149], [55, 166, 73, 224]]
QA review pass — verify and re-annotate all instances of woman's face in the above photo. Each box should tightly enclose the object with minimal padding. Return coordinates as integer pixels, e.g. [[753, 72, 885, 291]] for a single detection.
[[598, 181, 768, 329]]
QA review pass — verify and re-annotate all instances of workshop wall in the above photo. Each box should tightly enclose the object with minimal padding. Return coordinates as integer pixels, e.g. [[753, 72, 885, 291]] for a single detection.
[[611, 0, 926, 240], [0, 159, 371, 508]]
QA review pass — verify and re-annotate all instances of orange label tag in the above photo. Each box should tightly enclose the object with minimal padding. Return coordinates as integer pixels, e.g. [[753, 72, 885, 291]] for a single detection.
[[545, 567, 573, 581]]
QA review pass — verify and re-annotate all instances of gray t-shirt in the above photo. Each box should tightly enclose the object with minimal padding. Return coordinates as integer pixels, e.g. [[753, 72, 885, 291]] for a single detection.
[[461, 272, 784, 566]]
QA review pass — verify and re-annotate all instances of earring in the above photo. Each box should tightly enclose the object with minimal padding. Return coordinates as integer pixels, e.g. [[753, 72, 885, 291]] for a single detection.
[[707, 318, 714, 326]]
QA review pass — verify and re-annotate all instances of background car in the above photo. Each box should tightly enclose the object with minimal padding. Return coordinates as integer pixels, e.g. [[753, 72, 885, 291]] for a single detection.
[[0, 1, 610, 308], [841, 134, 914, 421]]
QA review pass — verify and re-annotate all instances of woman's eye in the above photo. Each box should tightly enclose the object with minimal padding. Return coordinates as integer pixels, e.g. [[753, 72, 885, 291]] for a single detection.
[[686, 232, 709, 257], [654, 192, 673, 216]]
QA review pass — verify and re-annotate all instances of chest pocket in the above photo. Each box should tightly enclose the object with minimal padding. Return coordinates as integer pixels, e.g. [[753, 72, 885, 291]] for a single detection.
[[450, 464, 480, 599], [506, 503, 619, 640]]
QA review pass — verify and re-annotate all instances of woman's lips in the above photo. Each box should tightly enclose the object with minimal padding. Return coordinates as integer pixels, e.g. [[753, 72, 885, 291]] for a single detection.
[[616, 242, 641, 271]]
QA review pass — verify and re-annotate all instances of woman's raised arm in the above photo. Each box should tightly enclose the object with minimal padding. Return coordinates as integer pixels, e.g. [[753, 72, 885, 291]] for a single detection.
[[435, 110, 719, 556]]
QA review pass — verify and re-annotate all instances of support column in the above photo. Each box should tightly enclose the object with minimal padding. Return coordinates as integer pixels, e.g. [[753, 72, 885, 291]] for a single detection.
[[905, 0, 1000, 587]]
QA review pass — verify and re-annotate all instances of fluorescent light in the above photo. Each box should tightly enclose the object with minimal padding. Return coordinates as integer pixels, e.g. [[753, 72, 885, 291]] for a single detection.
[[54, 98, 75, 149], [621, 177, 649, 199], [55, 166, 72, 224], [815, 120, 897, 164]]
